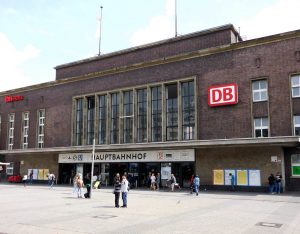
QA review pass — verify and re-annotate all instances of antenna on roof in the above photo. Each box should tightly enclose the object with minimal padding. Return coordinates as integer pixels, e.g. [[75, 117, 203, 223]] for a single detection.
[[175, 0, 178, 37], [98, 6, 103, 56]]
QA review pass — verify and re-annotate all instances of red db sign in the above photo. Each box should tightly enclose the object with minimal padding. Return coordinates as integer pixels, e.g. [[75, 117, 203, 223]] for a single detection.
[[208, 83, 238, 107]]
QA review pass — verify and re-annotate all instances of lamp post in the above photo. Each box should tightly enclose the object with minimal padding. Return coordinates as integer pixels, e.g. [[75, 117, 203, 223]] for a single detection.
[[90, 138, 96, 198]]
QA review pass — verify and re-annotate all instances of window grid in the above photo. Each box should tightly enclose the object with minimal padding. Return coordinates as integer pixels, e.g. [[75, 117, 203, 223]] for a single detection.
[[123, 91, 133, 143], [291, 75, 300, 98], [252, 80, 268, 102], [182, 81, 195, 140], [166, 84, 178, 141], [254, 117, 269, 138], [110, 93, 119, 144], [75, 98, 83, 145], [22, 112, 29, 149], [87, 97, 95, 145], [38, 110, 45, 148], [137, 89, 147, 143], [8, 114, 15, 150], [151, 86, 162, 142], [291, 154, 300, 176], [294, 115, 300, 136], [98, 95, 107, 144]]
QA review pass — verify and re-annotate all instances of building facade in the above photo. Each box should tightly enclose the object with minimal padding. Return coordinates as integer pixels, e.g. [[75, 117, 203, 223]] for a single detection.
[[0, 24, 299, 191]]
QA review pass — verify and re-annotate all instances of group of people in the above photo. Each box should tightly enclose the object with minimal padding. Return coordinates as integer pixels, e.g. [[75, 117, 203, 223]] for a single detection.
[[113, 173, 129, 208], [72, 173, 91, 198], [149, 172, 161, 190], [268, 172, 283, 194], [22, 171, 55, 188]]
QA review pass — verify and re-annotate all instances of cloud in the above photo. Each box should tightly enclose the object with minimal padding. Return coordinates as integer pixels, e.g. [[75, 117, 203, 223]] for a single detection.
[[240, 0, 300, 40], [0, 32, 40, 92], [130, 0, 175, 46]]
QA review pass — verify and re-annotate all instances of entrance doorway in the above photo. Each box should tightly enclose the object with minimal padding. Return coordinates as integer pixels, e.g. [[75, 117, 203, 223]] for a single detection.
[[109, 163, 127, 184]]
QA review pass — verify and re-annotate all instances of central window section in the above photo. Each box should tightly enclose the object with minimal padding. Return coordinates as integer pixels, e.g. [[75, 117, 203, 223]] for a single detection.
[[98, 95, 107, 144], [151, 86, 162, 142], [137, 89, 147, 142], [87, 96, 95, 145], [123, 90, 133, 143], [166, 84, 178, 141], [111, 93, 120, 144]]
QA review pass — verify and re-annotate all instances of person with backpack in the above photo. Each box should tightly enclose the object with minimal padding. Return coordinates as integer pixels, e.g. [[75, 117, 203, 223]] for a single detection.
[[193, 175, 200, 196], [268, 173, 276, 194]]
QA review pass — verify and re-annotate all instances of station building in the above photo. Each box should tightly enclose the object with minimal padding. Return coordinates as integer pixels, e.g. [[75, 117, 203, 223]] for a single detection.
[[0, 24, 300, 191]]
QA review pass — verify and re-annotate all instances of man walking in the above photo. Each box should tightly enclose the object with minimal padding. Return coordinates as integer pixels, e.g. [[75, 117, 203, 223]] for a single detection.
[[193, 175, 200, 196]]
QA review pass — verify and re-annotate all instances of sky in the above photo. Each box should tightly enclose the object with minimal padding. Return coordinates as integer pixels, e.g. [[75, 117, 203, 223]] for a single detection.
[[0, 0, 300, 92]]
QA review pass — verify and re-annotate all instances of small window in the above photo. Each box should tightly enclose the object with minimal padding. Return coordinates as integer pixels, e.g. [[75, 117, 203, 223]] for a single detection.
[[254, 117, 269, 137], [291, 154, 300, 176], [252, 80, 268, 102], [291, 75, 300, 98], [294, 115, 300, 136]]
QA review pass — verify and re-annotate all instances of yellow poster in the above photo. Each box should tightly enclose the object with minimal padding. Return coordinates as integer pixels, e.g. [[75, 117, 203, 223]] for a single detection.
[[38, 169, 44, 180], [237, 170, 248, 186], [213, 169, 224, 185], [43, 169, 50, 180]]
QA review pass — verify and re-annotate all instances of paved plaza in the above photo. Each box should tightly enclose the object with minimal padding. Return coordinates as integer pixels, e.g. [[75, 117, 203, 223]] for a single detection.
[[0, 184, 300, 234]]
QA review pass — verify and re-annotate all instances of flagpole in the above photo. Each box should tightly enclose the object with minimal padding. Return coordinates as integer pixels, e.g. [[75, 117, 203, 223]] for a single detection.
[[98, 6, 103, 56], [90, 138, 96, 198], [175, 0, 177, 37]]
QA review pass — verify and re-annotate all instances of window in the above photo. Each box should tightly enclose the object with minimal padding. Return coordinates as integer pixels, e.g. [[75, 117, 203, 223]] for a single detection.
[[123, 90, 133, 143], [294, 115, 300, 136], [6, 162, 14, 175], [254, 117, 269, 137], [111, 93, 119, 144], [151, 86, 162, 142], [137, 89, 147, 142], [291, 154, 300, 176], [252, 80, 268, 102], [37, 109, 45, 148], [22, 112, 29, 149], [166, 84, 178, 141], [75, 98, 83, 145], [0, 115, 1, 137], [182, 81, 195, 140], [87, 96, 95, 145], [98, 95, 107, 144], [8, 114, 15, 150], [291, 75, 300, 98]]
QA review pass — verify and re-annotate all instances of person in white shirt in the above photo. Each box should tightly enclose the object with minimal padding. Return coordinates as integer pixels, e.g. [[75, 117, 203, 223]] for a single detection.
[[120, 175, 129, 208], [150, 173, 156, 190]]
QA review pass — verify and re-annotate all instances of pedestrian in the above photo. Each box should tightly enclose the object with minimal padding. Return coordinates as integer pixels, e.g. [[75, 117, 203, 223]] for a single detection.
[[268, 173, 276, 194], [170, 173, 176, 192], [150, 173, 156, 190], [72, 174, 78, 194], [156, 172, 161, 190], [229, 173, 235, 191], [29, 170, 33, 184], [275, 172, 282, 194], [77, 176, 84, 198], [193, 175, 200, 196], [190, 174, 195, 194], [121, 175, 129, 208], [22, 174, 28, 187], [84, 173, 91, 198], [113, 174, 121, 208], [48, 173, 56, 188]]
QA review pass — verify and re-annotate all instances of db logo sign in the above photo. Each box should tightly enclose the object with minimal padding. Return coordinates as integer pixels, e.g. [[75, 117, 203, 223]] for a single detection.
[[208, 83, 238, 107]]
